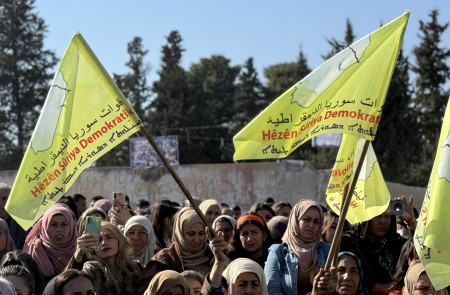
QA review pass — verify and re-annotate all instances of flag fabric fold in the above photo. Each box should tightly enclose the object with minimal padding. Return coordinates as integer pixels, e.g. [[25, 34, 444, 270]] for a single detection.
[[233, 12, 409, 160], [325, 135, 390, 224], [6, 32, 143, 230], [414, 97, 450, 290]]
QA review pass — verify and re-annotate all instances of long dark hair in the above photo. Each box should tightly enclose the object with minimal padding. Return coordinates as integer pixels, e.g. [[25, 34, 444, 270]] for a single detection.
[[150, 202, 179, 248]]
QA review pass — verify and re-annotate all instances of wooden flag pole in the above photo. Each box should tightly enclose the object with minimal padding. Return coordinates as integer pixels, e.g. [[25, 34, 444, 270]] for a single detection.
[[324, 140, 370, 271], [331, 183, 349, 267], [139, 126, 216, 238]]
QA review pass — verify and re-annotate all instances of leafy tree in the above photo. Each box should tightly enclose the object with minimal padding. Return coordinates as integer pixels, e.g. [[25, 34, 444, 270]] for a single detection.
[[0, 0, 57, 170], [373, 49, 415, 183], [186, 55, 240, 163], [321, 18, 355, 60], [96, 36, 151, 167], [409, 9, 450, 185]]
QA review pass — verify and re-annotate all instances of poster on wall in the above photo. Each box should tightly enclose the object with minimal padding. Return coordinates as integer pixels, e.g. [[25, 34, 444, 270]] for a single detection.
[[129, 136, 179, 167]]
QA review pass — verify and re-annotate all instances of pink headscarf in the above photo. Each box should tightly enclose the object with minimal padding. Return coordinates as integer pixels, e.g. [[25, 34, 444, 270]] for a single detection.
[[24, 205, 77, 277], [93, 199, 113, 213], [282, 199, 323, 272]]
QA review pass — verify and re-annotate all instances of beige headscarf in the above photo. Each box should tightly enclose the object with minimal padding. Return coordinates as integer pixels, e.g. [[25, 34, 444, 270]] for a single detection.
[[144, 270, 190, 295], [124, 215, 158, 267], [199, 199, 221, 215], [282, 199, 323, 272], [173, 207, 210, 274], [223, 258, 268, 295], [404, 260, 426, 295]]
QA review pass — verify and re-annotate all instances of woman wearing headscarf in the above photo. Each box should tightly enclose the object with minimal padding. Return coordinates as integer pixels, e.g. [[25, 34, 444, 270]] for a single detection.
[[23, 205, 77, 282], [199, 199, 221, 229], [0, 277, 17, 295], [333, 252, 368, 295], [124, 215, 157, 267], [339, 208, 407, 294], [403, 261, 445, 295], [0, 218, 15, 260], [212, 215, 236, 245], [136, 207, 213, 295], [144, 270, 190, 295], [93, 199, 112, 215], [265, 199, 332, 295]]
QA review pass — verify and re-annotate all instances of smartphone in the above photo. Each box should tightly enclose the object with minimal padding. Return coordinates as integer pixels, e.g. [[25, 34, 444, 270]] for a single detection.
[[85, 216, 102, 236], [388, 200, 405, 215], [113, 192, 125, 208]]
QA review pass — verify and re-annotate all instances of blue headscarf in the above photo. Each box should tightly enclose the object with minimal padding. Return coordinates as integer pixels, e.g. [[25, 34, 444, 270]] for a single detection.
[[337, 252, 367, 295]]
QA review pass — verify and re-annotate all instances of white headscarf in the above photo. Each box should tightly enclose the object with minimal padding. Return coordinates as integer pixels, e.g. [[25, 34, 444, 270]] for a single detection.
[[124, 215, 157, 267], [0, 277, 17, 295], [223, 258, 268, 295]]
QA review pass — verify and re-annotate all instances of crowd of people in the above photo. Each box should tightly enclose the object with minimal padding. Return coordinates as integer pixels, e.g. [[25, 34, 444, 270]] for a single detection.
[[0, 182, 445, 295]]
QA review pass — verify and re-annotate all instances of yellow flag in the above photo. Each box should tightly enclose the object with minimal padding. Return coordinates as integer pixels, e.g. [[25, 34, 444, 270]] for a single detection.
[[325, 135, 390, 224], [233, 12, 409, 160], [6, 32, 143, 230], [414, 97, 450, 290]]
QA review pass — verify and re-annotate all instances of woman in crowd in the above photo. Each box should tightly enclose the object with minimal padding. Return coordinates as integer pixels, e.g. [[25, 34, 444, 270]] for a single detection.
[[272, 201, 292, 218], [340, 208, 407, 294], [124, 215, 157, 267], [333, 252, 368, 295], [150, 202, 179, 251], [227, 213, 271, 268], [266, 215, 289, 245], [0, 277, 17, 295], [403, 261, 445, 295], [23, 205, 77, 282], [0, 218, 15, 261], [199, 199, 221, 229], [76, 207, 108, 236], [0, 265, 35, 295], [389, 239, 416, 295], [143, 270, 190, 295], [265, 199, 331, 295], [250, 202, 275, 223], [212, 215, 236, 245], [68, 221, 140, 295], [181, 270, 204, 295], [93, 199, 112, 215], [44, 269, 96, 295], [137, 207, 213, 294], [1, 250, 45, 295]]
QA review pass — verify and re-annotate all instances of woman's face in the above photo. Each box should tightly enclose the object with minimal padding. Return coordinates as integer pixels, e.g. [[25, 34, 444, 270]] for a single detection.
[[299, 207, 321, 242], [234, 272, 261, 295], [255, 209, 273, 223], [367, 212, 391, 239], [184, 222, 205, 251], [95, 228, 119, 260], [185, 277, 202, 295], [61, 275, 95, 295], [322, 217, 338, 244], [239, 223, 265, 256], [336, 256, 360, 295], [126, 224, 148, 252], [414, 273, 445, 295], [47, 214, 71, 246], [277, 206, 292, 218], [214, 220, 234, 243], [205, 205, 221, 224], [161, 285, 184, 295], [4, 275, 30, 295]]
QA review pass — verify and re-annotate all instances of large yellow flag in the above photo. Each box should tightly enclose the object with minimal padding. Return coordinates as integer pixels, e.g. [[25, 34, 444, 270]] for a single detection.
[[6, 32, 143, 230], [233, 12, 409, 160], [414, 97, 450, 290], [326, 135, 390, 224]]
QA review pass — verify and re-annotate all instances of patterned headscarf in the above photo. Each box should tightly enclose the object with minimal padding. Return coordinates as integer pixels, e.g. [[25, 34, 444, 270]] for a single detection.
[[282, 199, 323, 271]]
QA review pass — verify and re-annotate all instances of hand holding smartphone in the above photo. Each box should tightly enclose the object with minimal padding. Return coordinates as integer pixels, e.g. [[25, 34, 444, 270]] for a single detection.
[[85, 216, 102, 248]]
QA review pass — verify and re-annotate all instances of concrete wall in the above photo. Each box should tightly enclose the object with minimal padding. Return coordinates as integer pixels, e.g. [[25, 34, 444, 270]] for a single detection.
[[0, 160, 426, 212]]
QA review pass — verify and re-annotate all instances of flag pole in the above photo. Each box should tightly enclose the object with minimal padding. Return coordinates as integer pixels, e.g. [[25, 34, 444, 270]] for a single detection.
[[139, 126, 216, 238], [324, 140, 370, 271]]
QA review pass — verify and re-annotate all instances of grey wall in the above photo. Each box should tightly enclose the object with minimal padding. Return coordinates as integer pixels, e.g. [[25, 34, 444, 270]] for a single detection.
[[0, 160, 425, 212]]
